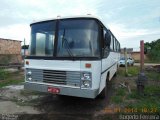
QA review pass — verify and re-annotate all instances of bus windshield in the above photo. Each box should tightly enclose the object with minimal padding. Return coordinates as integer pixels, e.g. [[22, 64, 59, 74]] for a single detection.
[[30, 19, 100, 58], [57, 19, 99, 57], [30, 21, 56, 56]]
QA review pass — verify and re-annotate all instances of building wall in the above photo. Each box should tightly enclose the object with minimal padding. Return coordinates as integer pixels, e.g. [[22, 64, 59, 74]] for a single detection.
[[0, 38, 21, 54], [0, 38, 22, 64], [131, 52, 148, 61]]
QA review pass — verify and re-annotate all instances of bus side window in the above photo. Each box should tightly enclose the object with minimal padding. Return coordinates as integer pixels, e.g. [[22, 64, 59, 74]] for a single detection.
[[118, 42, 120, 51], [114, 38, 116, 52], [117, 41, 119, 52], [103, 29, 109, 57], [115, 40, 118, 52], [110, 35, 114, 51]]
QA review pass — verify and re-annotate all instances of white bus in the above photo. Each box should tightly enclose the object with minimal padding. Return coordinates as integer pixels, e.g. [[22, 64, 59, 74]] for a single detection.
[[24, 15, 120, 99]]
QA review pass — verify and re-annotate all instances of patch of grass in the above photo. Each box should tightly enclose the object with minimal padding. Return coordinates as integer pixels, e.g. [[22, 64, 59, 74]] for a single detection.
[[125, 87, 160, 113], [20, 90, 44, 96], [116, 88, 126, 96], [112, 88, 160, 113], [17, 98, 40, 106], [128, 67, 139, 76], [144, 86, 160, 95], [0, 69, 9, 80], [126, 96, 160, 113], [118, 66, 139, 77], [113, 66, 160, 113], [0, 79, 23, 88], [127, 90, 140, 99], [111, 88, 126, 104], [11, 96, 40, 106], [111, 96, 123, 104], [148, 60, 160, 63], [117, 68, 125, 76], [137, 59, 160, 63], [0, 70, 24, 88], [145, 71, 160, 81]]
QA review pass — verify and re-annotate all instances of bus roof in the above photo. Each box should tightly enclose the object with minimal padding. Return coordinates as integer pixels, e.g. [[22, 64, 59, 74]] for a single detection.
[[30, 15, 107, 28]]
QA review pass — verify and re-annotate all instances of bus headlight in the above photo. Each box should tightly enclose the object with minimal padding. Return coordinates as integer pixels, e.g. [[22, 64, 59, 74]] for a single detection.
[[81, 72, 91, 80], [26, 70, 32, 81], [81, 72, 92, 88], [28, 77, 32, 81], [27, 71, 32, 76], [82, 80, 90, 88]]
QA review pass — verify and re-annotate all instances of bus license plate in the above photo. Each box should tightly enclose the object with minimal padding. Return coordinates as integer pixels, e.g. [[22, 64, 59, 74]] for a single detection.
[[48, 87, 60, 94]]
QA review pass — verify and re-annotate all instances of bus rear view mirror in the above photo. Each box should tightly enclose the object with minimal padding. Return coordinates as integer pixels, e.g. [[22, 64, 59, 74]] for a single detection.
[[105, 33, 111, 47]]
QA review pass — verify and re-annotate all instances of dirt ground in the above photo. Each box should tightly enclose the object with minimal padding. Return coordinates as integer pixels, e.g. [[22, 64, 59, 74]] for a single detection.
[[0, 66, 159, 120], [0, 85, 39, 114], [0, 82, 115, 120]]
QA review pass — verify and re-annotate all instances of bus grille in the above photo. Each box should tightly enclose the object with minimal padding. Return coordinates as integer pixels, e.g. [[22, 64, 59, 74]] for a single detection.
[[43, 70, 81, 87]]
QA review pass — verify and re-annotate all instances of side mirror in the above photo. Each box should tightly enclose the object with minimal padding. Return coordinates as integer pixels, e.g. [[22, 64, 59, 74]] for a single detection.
[[105, 33, 111, 47]]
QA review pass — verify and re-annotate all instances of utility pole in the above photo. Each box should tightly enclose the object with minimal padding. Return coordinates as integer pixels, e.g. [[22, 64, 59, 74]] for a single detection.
[[124, 47, 128, 76], [140, 40, 144, 72], [137, 40, 147, 95], [24, 38, 26, 58]]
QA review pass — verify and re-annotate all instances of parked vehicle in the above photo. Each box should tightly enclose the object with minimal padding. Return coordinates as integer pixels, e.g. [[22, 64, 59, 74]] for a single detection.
[[24, 15, 121, 99], [119, 57, 134, 66]]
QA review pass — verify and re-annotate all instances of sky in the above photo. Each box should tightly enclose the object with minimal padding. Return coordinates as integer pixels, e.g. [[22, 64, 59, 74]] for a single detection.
[[0, 0, 160, 51]]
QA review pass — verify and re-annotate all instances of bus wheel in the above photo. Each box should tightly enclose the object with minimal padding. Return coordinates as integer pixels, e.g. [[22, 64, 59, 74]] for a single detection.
[[99, 85, 106, 98], [114, 72, 117, 77], [114, 66, 118, 77], [99, 76, 109, 99]]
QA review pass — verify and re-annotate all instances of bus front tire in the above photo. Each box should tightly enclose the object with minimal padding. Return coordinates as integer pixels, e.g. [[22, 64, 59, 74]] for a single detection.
[[99, 77, 109, 99], [99, 85, 106, 98]]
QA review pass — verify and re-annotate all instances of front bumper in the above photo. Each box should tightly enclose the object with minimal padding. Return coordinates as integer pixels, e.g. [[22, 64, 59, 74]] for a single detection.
[[24, 82, 99, 99]]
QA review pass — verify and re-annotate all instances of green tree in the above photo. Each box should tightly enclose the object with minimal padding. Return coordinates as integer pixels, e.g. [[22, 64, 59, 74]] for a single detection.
[[144, 39, 160, 62]]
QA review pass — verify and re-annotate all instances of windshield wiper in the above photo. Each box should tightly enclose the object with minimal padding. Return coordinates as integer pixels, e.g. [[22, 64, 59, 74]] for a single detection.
[[62, 29, 75, 60]]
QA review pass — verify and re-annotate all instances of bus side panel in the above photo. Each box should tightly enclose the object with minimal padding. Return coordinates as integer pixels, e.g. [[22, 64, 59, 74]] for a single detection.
[[99, 56, 111, 94], [99, 52, 118, 94], [99, 69, 108, 94]]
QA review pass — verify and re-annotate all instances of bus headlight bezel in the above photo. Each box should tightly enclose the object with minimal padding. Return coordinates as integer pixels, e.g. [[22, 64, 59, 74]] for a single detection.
[[26, 69, 32, 81], [81, 72, 92, 88], [81, 72, 92, 80]]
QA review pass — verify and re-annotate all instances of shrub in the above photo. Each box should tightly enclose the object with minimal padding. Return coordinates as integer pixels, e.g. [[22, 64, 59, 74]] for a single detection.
[[0, 69, 9, 80]]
